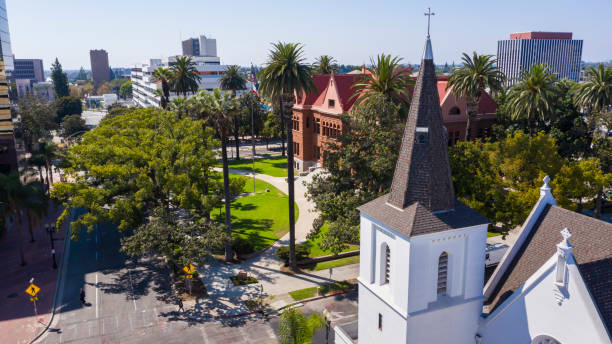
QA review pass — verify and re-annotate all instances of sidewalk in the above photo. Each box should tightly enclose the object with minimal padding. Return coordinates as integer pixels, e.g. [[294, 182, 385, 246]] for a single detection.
[[0, 204, 66, 344], [202, 168, 359, 316]]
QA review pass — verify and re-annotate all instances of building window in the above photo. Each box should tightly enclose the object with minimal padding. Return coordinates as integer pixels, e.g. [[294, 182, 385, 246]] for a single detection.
[[449, 107, 461, 115], [378, 313, 383, 331], [384, 245, 391, 284], [437, 252, 448, 295], [328, 99, 335, 108], [314, 146, 321, 160]]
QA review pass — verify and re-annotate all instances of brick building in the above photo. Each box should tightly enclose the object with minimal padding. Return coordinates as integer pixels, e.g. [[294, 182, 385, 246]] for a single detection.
[[291, 72, 498, 172]]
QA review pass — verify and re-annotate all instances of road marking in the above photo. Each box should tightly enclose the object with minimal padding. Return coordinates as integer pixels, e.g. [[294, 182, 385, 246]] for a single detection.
[[95, 273, 99, 318], [127, 265, 137, 311]]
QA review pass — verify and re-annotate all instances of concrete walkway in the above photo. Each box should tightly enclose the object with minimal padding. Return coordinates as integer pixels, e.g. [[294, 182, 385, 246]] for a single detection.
[[202, 168, 359, 313]]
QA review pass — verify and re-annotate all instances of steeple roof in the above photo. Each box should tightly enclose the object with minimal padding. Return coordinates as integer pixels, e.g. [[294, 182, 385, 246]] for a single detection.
[[358, 35, 488, 237], [387, 35, 455, 212]]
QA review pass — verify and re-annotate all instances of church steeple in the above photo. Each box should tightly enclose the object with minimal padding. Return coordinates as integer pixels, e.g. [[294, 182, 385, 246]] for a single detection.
[[386, 32, 455, 212]]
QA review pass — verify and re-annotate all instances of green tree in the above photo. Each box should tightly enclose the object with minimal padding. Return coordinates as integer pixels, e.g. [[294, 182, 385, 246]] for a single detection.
[[507, 64, 557, 135], [153, 67, 172, 108], [220, 65, 247, 159], [38, 141, 58, 187], [51, 108, 221, 241], [573, 64, 612, 116], [169, 97, 188, 119], [61, 114, 88, 139], [51, 58, 70, 98], [96, 82, 113, 96], [261, 110, 281, 149], [120, 80, 132, 99], [54, 96, 83, 123], [351, 54, 413, 117], [447, 52, 505, 141], [312, 55, 339, 74], [76, 66, 88, 81], [16, 95, 57, 152], [258, 42, 316, 269], [187, 89, 238, 260], [278, 307, 325, 344], [170, 56, 200, 98], [306, 95, 403, 253]]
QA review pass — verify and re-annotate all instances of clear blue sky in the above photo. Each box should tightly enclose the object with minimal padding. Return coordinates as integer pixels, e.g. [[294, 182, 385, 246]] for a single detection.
[[7, 0, 612, 70]]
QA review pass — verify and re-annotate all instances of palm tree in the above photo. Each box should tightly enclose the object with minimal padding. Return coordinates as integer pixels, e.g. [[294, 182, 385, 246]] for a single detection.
[[38, 141, 58, 188], [507, 64, 557, 135], [278, 307, 325, 344], [189, 89, 238, 260], [28, 154, 46, 185], [447, 52, 505, 141], [220, 65, 247, 160], [574, 64, 612, 116], [312, 55, 339, 74], [351, 54, 413, 116], [169, 97, 188, 119], [170, 56, 200, 98], [258, 42, 316, 270], [153, 67, 172, 109]]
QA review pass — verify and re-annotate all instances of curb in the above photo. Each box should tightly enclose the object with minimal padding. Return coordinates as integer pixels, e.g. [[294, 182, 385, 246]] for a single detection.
[[277, 288, 355, 312], [30, 208, 73, 344]]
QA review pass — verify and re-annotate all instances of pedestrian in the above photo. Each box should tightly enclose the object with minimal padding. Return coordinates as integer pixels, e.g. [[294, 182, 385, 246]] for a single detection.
[[80, 288, 85, 304], [178, 298, 184, 312]]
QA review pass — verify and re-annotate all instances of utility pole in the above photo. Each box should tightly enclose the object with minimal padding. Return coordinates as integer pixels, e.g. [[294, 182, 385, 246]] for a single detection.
[[45, 223, 57, 269], [251, 97, 256, 193]]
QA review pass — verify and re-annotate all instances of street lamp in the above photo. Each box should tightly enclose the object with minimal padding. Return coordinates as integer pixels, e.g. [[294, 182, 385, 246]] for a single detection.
[[323, 308, 331, 344], [45, 223, 57, 269]]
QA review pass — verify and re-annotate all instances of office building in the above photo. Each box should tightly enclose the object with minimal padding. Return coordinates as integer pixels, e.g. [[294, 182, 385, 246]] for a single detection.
[[182, 35, 217, 57], [132, 36, 249, 108], [90, 49, 110, 84], [14, 58, 45, 98], [0, 0, 16, 173], [497, 32, 583, 87]]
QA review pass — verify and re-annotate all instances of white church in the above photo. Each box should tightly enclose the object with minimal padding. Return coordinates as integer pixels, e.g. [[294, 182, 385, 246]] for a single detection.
[[334, 33, 612, 344]]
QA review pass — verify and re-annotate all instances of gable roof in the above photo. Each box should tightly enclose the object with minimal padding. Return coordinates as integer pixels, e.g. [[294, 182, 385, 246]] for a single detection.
[[295, 74, 330, 107], [332, 74, 362, 111], [484, 205, 612, 332]]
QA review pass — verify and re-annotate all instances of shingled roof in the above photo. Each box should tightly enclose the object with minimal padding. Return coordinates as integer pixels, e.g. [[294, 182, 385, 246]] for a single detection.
[[358, 36, 488, 237], [484, 205, 612, 332]]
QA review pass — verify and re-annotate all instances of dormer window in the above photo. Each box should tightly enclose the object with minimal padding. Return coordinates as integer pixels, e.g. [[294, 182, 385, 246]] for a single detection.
[[416, 127, 429, 144], [328, 99, 335, 108]]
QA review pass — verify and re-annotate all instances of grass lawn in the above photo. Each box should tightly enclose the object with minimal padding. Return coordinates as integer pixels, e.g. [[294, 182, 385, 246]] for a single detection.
[[218, 155, 294, 177], [303, 223, 359, 257], [309, 256, 360, 271], [213, 174, 298, 251], [288, 280, 354, 301], [487, 231, 502, 238]]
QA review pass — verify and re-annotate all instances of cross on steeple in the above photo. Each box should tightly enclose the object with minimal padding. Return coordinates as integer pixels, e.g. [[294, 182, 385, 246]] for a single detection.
[[424, 7, 435, 37]]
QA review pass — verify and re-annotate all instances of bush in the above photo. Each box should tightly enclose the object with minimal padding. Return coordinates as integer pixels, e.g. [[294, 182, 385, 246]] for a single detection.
[[276, 244, 311, 264], [233, 237, 255, 255]]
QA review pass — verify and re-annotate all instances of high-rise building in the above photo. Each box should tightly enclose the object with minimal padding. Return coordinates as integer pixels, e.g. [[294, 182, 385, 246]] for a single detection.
[[90, 49, 110, 84], [497, 32, 583, 87], [0, 0, 16, 173], [182, 35, 217, 57], [14, 58, 45, 98]]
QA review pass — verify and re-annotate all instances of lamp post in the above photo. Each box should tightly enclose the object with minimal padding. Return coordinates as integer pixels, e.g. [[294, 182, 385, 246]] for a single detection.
[[45, 223, 57, 269], [323, 308, 331, 344], [251, 97, 256, 193]]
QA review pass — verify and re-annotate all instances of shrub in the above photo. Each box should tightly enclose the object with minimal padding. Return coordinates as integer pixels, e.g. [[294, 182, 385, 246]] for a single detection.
[[233, 237, 255, 255], [276, 244, 311, 264]]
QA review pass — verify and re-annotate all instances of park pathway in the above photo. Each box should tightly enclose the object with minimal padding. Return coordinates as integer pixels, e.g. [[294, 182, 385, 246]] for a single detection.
[[202, 168, 359, 313]]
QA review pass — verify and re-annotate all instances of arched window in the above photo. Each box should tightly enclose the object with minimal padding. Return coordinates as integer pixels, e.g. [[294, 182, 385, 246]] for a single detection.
[[437, 252, 448, 295], [449, 107, 461, 115], [531, 335, 561, 344], [383, 245, 391, 284]]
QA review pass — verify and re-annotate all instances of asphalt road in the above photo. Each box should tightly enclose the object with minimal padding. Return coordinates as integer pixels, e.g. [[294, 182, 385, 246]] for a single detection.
[[40, 222, 206, 344]]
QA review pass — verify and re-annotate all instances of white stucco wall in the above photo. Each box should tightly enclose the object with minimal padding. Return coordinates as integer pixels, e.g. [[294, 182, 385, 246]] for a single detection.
[[480, 255, 612, 344]]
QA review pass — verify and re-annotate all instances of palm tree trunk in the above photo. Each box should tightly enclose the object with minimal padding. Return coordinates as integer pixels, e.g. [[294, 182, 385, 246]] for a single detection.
[[37, 166, 44, 184], [27, 211, 34, 242], [280, 110, 286, 157], [281, 96, 297, 270], [221, 135, 233, 261], [234, 119, 240, 160], [201, 122, 211, 220], [465, 101, 479, 141], [16, 214, 26, 266], [46, 161, 54, 186]]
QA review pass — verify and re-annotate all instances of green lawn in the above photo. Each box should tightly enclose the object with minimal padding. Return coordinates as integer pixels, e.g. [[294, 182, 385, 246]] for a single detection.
[[303, 223, 359, 257], [213, 174, 298, 251], [289, 280, 354, 301], [310, 256, 360, 271], [487, 231, 502, 238], [218, 155, 294, 177]]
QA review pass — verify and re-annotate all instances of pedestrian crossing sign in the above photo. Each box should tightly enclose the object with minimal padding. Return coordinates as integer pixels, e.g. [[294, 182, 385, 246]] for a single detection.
[[183, 264, 195, 275], [26, 284, 40, 297], [185, 274, 193, 279]]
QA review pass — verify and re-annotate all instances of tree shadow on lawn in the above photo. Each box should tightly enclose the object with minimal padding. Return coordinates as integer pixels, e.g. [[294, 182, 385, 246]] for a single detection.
[[231, 218, 276, 250]]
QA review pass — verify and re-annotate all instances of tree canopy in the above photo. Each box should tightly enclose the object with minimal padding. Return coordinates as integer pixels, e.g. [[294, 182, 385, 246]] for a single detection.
[[51, 58, 70, 98], [54, 96, 83, 123]]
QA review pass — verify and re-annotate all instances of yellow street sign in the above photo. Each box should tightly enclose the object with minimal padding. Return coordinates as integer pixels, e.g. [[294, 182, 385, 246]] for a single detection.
[[30, 296, 39, 302], [26, 284, 40, 297], [185, 274, 193, 279], [182, 264, 195, 275]]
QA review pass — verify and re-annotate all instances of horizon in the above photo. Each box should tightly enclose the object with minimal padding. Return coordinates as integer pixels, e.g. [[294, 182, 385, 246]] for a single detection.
[[7, 0, 612, 70]]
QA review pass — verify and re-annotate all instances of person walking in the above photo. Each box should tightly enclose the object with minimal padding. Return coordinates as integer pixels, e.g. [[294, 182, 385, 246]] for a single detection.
[[177, 298, 184, 312], [80, 288, 85, 304]]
